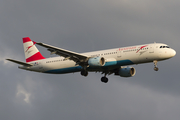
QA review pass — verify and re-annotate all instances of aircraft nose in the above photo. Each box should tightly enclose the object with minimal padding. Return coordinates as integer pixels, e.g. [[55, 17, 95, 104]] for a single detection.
[[171, 49, 176, 57]]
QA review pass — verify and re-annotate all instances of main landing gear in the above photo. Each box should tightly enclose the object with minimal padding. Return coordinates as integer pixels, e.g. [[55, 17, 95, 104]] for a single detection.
[[81, 70, 109, 83], [80, 68, 110, 83], [153, 60, 159, 71], [101, 76, 108, 83], [81, 70, 88, 77], [101, 72, 109, 83]]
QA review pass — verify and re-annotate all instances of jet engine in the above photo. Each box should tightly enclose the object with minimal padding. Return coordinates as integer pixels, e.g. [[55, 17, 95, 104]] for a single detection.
[[88, 57, 105, 67], [116, 67, 136, 77]]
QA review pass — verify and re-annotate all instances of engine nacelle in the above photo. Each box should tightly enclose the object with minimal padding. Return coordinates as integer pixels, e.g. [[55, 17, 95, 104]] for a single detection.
[[118, 67, 136, 77], [88, 57, 105, 67]]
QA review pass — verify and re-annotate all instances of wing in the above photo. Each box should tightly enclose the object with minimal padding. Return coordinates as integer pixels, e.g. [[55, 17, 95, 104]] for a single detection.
[[6, 59, 33, 67], [36, 42, 89, 63]]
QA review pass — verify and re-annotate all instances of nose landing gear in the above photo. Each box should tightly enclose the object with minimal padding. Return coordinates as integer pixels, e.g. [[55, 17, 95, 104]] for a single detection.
[[154, 67, 159, 71], [153, 60, 159, 71]]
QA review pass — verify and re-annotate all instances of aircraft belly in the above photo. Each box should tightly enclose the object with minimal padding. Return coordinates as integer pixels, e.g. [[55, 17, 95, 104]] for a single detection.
[[43, 61, 82, 74]]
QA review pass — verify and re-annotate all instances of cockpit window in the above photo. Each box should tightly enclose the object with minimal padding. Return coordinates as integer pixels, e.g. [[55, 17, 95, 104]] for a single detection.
[[160, 46, 170, 48]]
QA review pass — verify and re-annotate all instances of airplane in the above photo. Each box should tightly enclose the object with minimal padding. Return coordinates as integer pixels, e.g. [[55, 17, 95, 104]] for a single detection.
[[7, 37, 176, 83]]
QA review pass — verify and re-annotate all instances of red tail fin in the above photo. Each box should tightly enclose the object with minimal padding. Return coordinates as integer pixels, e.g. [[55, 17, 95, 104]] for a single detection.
[[23, 37, 45, 62]]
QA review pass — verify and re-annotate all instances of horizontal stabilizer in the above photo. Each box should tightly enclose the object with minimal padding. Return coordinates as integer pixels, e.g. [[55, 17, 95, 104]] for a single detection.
[[6, 59, 33, 67]]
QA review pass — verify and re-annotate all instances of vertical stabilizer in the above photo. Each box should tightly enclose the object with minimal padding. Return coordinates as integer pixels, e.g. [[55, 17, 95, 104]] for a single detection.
[[23, 37, 45, 62]]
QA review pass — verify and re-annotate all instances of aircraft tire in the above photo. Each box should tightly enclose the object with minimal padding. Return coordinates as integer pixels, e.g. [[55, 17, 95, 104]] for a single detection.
[[154, 67, 159, 71], [101, 77, 108, 83], [81, 70, 88, 77]]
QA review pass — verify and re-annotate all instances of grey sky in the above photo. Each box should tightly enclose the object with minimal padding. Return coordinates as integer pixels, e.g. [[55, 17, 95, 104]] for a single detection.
[[0, 0, 180, 120]]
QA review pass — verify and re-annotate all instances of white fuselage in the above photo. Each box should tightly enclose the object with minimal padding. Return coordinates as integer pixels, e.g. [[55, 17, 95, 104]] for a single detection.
[[19, 43, 176, 74]]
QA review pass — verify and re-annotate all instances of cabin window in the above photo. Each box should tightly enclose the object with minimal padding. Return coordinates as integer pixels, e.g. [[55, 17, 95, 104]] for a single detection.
[[160, 46, 170, 48]]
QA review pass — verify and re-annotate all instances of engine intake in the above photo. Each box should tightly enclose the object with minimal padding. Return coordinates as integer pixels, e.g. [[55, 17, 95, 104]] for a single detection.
[[88, 57, 105, 67], [118, 67, 136, 77]]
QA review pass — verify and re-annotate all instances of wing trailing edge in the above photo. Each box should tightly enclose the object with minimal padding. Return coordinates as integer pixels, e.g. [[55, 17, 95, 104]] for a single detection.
[[36, 42, 89, 63]]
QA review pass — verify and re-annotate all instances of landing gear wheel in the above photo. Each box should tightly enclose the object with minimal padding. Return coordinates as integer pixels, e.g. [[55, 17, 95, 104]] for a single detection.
[[84, 71, 88, 76], [153, 60, 159, 71], [81, 70, 88, 77], [154, 67, 159, 71], [101, 77, 108, 83]]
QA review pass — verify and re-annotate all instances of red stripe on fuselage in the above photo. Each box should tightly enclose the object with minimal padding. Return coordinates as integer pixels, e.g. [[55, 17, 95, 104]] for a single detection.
[[26, 52, 45, 62], [23, 37, 32, 43], [136, 45, 148, 53]]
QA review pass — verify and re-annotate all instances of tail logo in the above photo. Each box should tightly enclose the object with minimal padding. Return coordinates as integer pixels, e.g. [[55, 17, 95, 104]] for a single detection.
[[25, 41, 36, 53], [23, 37, 45, 62]]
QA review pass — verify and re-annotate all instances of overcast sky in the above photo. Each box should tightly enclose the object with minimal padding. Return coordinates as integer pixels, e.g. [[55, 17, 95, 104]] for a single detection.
[[0, 0, 180, 120]]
